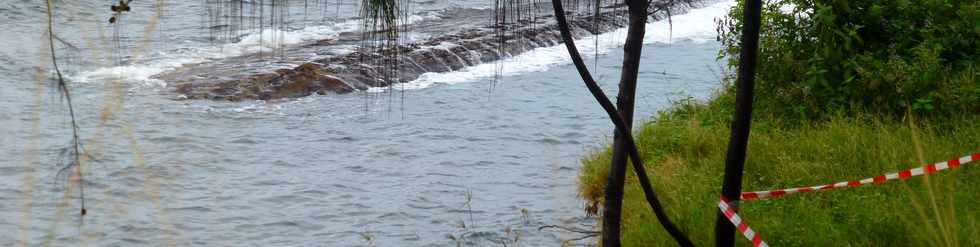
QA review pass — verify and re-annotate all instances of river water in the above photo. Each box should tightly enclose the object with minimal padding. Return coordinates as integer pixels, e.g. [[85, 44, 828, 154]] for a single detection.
[[0, 0, 732, 246]]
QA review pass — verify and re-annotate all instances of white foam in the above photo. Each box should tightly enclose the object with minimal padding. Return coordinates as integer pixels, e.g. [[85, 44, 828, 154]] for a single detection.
[[72, 11, 443, 87], [406, 11, 444, 24], [644, 0, 736, 44], [384, 0, 736, 92], [71, 21, 355, 86], [72, 56, 203, 87]]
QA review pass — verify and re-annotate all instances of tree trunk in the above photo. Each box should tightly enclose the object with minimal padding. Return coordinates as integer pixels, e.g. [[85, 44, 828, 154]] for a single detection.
[[550, 0, 692, 245], [601, 1, 647, 246], [714, 0, 762, 246]]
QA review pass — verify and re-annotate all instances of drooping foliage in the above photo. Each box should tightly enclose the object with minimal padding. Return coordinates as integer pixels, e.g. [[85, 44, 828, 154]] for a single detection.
[[46, 0, 90, 216], [718, 0, 979, 118], [195, 0, 700, 78]]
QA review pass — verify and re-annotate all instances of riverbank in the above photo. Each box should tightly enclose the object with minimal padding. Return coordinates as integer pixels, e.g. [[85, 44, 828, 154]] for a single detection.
[[577, 89, 980, 245]]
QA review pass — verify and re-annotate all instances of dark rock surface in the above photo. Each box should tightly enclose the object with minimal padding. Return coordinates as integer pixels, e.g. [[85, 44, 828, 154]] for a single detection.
[[167, 2, 697, 101], [175, 63, 354, 101]]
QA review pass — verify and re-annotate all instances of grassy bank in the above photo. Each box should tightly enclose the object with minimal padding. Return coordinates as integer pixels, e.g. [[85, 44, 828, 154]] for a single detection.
[[577, 92, 980, 246]]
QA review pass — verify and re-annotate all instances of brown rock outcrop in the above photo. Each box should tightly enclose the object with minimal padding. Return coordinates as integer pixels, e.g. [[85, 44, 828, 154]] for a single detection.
[[176, 63, 353, 101]]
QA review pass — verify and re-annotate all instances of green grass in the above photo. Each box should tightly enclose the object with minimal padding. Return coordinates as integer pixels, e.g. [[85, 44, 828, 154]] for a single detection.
[[577, 92, 980, 246]]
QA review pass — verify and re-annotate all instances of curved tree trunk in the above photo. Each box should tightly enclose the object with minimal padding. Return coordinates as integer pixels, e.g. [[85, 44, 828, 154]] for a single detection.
[[551, 0, 693, 246]]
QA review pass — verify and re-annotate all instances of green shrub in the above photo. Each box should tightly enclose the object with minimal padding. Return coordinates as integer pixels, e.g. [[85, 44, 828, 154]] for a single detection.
[[717, 0, 979, 118]]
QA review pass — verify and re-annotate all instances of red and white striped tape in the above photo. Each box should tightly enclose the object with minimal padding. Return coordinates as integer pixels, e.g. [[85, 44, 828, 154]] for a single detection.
[[719, 153, 977, 246], [718, 196, 769, 247], [742, 153, 980, 200]]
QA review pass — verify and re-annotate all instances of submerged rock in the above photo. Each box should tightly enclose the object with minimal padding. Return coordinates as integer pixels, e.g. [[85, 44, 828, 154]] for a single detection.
[[168, 2, 697, 101], [175, 63, 354, 101]]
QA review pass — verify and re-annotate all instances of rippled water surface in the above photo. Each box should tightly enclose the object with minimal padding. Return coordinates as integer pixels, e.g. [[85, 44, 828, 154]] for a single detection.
[[0, 0, 731, 246]]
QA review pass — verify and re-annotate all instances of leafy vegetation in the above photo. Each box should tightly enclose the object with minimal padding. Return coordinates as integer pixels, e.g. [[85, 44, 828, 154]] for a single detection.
[[578, 94, 980, 245], [579, 0, 980, 245], [716, 0, 979, 118]]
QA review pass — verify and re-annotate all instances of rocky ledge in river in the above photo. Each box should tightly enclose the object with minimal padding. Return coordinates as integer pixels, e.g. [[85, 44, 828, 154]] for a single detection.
[[168, 2, 695, 101], [176, 63, 354, 101]]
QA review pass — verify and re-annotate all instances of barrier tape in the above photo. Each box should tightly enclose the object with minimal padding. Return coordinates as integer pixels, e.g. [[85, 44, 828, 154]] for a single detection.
[[741, 153, 980, 201], [720, 153, 977, 246], [718, 196, 769, 247]]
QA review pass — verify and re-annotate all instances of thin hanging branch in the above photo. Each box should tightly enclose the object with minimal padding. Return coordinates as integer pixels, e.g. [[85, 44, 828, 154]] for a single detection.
[[45, 0, 87, 216], [551, 0, 692, 246]]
